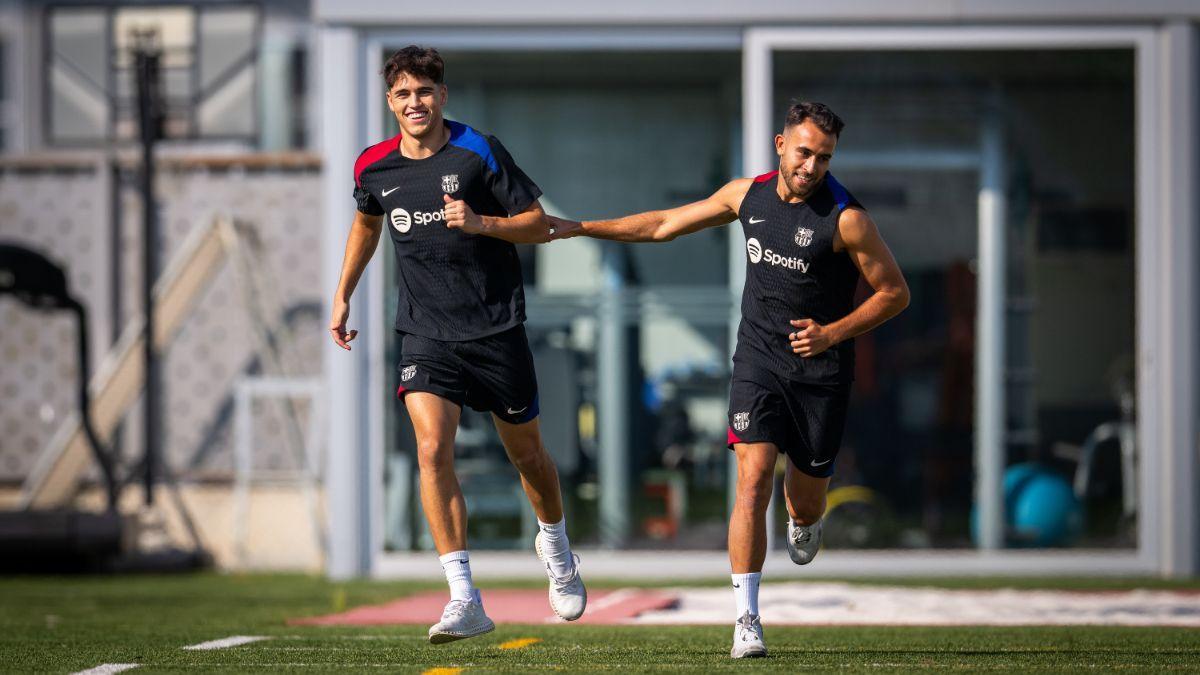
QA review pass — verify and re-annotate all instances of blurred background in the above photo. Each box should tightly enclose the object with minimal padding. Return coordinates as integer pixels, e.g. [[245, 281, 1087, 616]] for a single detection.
[[0, 1, 1195, 580]]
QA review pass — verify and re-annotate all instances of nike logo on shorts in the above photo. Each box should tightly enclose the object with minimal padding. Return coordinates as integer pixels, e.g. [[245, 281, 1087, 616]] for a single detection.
[[506, 406, 528, 415], [810, 458, 832, 468], [382, 186, 400, 196]]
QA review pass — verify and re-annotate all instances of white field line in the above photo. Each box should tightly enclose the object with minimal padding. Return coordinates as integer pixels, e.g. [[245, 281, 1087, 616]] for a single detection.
[[70, 664, 140, 675], [182, 635, 271, 650]]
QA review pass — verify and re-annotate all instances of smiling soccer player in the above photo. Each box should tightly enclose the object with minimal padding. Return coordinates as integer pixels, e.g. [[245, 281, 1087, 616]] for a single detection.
[[329, 46, 585, 644], [546, 102, 909, 658]]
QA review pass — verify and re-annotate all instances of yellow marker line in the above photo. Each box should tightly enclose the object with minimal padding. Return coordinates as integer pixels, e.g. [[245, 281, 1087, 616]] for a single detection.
[[497, 637, 543, 650], [422, 668, 463, 675]]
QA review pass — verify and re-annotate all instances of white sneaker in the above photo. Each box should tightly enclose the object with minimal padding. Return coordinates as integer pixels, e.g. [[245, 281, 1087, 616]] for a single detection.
[[427, 590, 495, 644], [730, 611, 767, 658], [535, 531, 587, 621], [787, 518, 823, 565]]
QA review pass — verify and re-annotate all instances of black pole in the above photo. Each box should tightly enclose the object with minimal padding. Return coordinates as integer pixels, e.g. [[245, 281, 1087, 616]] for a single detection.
[[134, 32, 163, 508]]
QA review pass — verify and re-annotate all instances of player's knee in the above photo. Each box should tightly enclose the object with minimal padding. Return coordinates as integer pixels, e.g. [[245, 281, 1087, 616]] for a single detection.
[[734, 489, 772, 516], [507, 443, 548, 474], [734, 474, 773, 513], [416, 440, 454, 473]]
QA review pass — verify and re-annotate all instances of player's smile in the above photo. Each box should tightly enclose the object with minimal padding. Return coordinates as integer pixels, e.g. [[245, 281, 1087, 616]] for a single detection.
[[786, 170, 819, 198], [775, 120, 837, 201], [386, 71, 447, 141]]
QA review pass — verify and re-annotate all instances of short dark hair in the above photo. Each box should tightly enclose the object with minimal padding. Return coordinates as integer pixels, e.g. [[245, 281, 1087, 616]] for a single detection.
[[784, 101, 845, 137], [382, 45, 444, 89]]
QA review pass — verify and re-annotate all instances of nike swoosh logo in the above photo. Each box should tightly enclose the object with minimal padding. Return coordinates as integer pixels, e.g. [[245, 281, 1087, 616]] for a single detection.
[[381, 186, 400, 196], [748, 217, 765, 224], [732, 583, 740, 588], [506, 406, 528, 415], [810, 458, 832, 468]]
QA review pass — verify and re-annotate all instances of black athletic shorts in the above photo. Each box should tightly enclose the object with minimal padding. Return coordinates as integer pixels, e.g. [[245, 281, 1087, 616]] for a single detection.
[[726, 362, 851, 478], [396, 324, 539, 425]]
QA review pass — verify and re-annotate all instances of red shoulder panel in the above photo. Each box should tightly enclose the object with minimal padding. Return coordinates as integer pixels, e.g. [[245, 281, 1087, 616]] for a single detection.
[[753, 170, 779, 183], [354, 134, 402, 187]]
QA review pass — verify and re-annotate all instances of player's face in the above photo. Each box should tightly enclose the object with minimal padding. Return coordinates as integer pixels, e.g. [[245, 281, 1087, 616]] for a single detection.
[[386, 72, 447, 139], [775, 121, 837, 199]]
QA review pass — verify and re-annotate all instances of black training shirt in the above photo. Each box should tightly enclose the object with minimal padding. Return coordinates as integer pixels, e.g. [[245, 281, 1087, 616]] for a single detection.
[[733, 171, 863, 384], [353, 120, 542, 341]]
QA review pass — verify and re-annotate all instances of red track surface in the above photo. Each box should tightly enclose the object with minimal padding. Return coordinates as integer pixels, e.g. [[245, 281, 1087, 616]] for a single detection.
[[290, 589, 677, 627]]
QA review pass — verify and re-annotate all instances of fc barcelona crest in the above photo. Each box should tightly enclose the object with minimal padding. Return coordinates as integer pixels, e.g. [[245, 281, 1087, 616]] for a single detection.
[[795, 227, 814, 247], [441, 174, 459, 193]]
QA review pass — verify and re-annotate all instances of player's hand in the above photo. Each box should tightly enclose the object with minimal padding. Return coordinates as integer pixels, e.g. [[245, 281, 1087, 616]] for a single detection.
[[330, 299, 358, 350], [443, 193, 483, 234], [546, 215, 583, 240], [789, 318, 834, 357]]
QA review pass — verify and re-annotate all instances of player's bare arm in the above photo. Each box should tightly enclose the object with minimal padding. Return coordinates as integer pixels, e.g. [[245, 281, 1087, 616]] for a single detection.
[[329, 210, 384, 350], [443, 195, 553, 244], [789, 207, 909, 357], [548, 178, 754, 242]]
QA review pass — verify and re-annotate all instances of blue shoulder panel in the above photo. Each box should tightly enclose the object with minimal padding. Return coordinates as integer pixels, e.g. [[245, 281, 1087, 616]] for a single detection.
[[446, 120, 500, 174], [825, 172, 851, 210]]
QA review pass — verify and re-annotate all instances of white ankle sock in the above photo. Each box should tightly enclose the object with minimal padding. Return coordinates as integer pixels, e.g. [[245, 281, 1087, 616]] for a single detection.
[[732, 572, 762, 618], [439, 550, 475, 602], [537, 517, 575, 578]]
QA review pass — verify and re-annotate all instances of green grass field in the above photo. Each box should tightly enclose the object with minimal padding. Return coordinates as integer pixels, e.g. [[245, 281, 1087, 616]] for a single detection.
[[2, 574, 1198, 673]]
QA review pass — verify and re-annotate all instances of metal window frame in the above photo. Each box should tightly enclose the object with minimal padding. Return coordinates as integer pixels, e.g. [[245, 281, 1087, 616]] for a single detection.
[[322, 27, 745, 578], [321, 23, 1196, 579], [743, 24, 1187, 576]]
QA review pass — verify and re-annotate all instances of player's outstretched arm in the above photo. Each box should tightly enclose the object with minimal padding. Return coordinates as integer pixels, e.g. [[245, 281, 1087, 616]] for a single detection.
[[549, 178, 753, 243], [330, 210, 384, 350], [789, 207, 910, 357], [443, 195, 554, 244]]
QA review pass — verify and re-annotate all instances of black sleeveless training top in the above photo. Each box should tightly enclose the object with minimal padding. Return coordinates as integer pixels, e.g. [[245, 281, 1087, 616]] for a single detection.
[[732, 170, 862, 384]]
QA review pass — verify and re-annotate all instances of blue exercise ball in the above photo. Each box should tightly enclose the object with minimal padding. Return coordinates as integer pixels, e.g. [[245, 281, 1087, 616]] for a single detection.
[[1007, 464, 1082, 547], [1003, 462, 1042, 516], [971, 463, 1083, 547]]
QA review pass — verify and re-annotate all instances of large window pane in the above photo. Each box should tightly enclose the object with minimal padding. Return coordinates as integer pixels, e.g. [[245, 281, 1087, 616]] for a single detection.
[[49, 9, 109, 142], [196, 7, 258, 137]]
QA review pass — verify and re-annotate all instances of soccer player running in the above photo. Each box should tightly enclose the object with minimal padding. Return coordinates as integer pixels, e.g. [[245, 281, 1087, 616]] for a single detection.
[[547, 103, 908, 658], [329, 46, 586, 643]]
